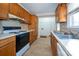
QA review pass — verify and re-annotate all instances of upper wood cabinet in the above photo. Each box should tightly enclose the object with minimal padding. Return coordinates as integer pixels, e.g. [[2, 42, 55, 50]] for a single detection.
[[0, 3, 9, 19], [59, 4, 67, 22], [19, 6, 24, 18], [9, 3, 31, 24], [9, 3, 20, 17], [55, 5, 59, 22], [0, 3, 34, 23], [23, 9, 31, 24], [55, 3, 67, 22]]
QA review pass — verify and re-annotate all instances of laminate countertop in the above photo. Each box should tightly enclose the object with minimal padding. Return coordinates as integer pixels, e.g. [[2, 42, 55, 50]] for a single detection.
[[0, 30, 34, 40], [52, 32, 79, 56], [0, 33, 15, 40]]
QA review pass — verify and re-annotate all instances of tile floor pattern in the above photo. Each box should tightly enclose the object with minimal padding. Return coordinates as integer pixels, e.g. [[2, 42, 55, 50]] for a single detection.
[[23, 37, 52, 56]]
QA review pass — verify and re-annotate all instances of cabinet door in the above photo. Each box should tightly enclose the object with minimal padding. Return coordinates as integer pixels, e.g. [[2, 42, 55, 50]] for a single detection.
[[34, 16, 38, 40], [0, 3, 9, 19], [59, 4, 67, 22], [19, 7, 24, 18], [0, 41, 16, 56], [29, 31, 34, 44], [10, 3, 31, 24], [24, 11, 31, 23], [10, 3, 20, 17], [51, 34, 58, 56], [56, 4, 60, 22], [29, 15, 38, 45]]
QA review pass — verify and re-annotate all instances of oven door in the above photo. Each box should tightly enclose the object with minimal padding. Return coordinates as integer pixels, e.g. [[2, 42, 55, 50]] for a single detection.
[[16, 32, 29, 52]]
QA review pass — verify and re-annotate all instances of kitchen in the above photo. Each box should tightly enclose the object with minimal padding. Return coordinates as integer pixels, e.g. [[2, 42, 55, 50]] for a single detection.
[[0, 3, 79, 56]]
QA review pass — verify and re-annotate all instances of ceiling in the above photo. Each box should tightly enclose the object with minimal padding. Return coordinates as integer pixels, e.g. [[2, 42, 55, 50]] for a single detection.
[[20, 3, 58, 16]]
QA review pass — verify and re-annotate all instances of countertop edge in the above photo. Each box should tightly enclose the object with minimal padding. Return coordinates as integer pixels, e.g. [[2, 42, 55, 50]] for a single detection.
[[0, 29, 34, 40], [0, 34, 16, 40], [51, 32, 72, 56]]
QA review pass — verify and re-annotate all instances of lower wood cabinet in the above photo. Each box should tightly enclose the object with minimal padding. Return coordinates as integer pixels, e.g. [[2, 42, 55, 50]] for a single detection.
[[50, 33, 69, 56], [29, 15, 38, 45], [29, 31, 36, 45], [0, 36, 16, 56], [50, 33, 58, 56]]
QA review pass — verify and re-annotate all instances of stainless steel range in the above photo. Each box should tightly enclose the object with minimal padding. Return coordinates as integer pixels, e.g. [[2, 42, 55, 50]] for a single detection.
[[3, 27, 30, 56]]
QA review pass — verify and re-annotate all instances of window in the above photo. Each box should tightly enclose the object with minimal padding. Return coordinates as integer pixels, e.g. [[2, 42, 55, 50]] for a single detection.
[[73, 12, 79, 27], [67, 12, 79, 28]]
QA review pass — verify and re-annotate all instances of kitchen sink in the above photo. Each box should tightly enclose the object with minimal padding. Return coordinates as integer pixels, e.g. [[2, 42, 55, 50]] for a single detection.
[[54, 31, 79, 39], [54, 32, 73, 39]]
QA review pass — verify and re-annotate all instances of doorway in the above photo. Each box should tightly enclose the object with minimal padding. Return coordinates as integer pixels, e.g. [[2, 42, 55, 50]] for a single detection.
[[38, 17, 56, 38]]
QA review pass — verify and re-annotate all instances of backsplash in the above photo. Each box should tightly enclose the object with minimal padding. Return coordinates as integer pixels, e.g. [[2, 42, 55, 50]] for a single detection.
[[60, 22, 78, 33], [60, 22, 68, 32], [1, 19, 21, 27], [0, 21, 3, 34], [0, 19, 29, 33], [21, 23, 28, 31]]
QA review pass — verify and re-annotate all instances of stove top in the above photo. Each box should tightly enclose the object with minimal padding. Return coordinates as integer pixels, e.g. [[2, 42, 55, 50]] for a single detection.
[[9, 32, 20, 34], [9, 31, 26, 33], [3, 30, 27, 35]]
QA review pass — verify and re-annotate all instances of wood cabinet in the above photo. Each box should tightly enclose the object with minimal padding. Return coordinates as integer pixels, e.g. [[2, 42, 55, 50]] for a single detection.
[[29, 31, 35, 44], [9, 3, 21, 17], [55, 3, 67, 22], [9, 3, 31, 24], [19, 7, 24, 18], [59, 4, 67, 22], [29, 15, 38, 45], [50, 33, 58, 56], [55, 5, 59, 22], [23, 9, 31, 24], [0, 3, 35, 24], [9, 3, 16, 15], [0, 3, 9, 19], [31, 15, 38, 40], [50, 33, 70, 56], [0, 36, 16, 56]]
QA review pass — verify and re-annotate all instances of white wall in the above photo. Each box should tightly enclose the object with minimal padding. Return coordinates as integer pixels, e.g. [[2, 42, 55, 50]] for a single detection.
[[38, 16, 56, 37], [50, 16, 56, 32]]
